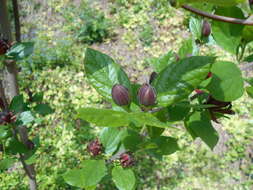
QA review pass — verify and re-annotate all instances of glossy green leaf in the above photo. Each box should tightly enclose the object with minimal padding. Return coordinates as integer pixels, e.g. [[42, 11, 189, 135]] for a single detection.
[[99, 127, 127, 154], [0, 125, 10, 139], [77, 108, 173, 128], [9, 95, 25, 113], [6, 42, 34, 61], [9, 138, 28, 154], [0, 158, 16, 171], [123, 130, 143, 151], [150, 51, 176, 73], [242, 25, 253, 43], [212, 7, 244, 54], [112, 166, 136, 190], [184, 111, 219, 150], [178, 38, 198, 58], [167, 101, 191, 121], [153, 56, 215, 107], [32, 92, 44, 102], [246, 86, 253, 98], [189, 17, 202, 40], [84, 48, 132, 101], [151, 136, 180, 155], [207, 61, 244, 101], [19, 111, 35, 125], [63, 160, 107, 188], [34, 103, 54, 116], [147, 126, 164, 138]]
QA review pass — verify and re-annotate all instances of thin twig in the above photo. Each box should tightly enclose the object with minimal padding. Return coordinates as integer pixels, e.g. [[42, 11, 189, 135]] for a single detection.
[[12, 0, 21, 42], [182, 4, 253, 25]]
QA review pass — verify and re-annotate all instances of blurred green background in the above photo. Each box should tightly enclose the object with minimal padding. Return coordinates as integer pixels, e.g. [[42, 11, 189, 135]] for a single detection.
[[0, 0, 252, 189]]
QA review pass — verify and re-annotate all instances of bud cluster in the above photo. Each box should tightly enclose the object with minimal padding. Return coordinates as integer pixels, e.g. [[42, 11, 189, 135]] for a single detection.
[[0, 111, 15, 125], [119, 152, 135, 167], [0, 39, 11, 55], [87, 139, 103, 156]]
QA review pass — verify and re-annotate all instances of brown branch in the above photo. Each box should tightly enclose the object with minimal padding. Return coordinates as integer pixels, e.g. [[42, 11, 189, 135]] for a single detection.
[[182, 4, 253, 25], [12, 0, 21, 42]]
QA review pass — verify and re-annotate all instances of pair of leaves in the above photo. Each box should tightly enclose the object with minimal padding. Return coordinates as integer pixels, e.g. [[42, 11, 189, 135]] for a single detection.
[[64, 160, 136, 190], [84, 48, 215, 108]]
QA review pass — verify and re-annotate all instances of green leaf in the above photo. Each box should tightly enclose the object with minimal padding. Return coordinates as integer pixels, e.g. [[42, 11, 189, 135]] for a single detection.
[[0, 125, 11, 140], [63, 169, 86, 188], [123, 130, 143, 151], [184, 111, 219, 150], [147, 126, 164, 138], [150, 136, 180, 155], [178, 38, 198, 58], [84, 48, 132, 101], [112, 166, 136, 190], [189, 17, 202, 40], [150, 51, 176, 73], [99, 127, 127, 154], [6, 42, 34, 61], [167, 101, 191, 121], [63, 160, 107, 188], [77, 108, 173, 129], [153, 56, 215, 107], [9, 138, 28, 154], [32, 92, 43, 102], [34, 103, 54, 116], [242, 25, 253, 43], [19, 111, 35, 125], [9, 95, 25, 113], [0, 158, 16, 171], [207, 61, 244, 101], [246, 86, 253, 98], [212, 7, 244, 54]]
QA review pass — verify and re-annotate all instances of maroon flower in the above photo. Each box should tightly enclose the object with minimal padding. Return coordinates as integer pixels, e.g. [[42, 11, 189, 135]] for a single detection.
[[206, 96, 235, 123], [0, 39, 11, 55], [111, 84, 131, 106], [120, 152, 135, 167], [87, 139, 103, 156], [138, 84, 157, 106], [0, 111, 15, 125]]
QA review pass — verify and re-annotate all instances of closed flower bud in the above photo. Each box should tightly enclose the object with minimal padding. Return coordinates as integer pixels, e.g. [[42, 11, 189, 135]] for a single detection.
[[138, 84, 156, 106], [0, 111, 14, 125], [202, 20, 211, 37], [120, 152, 135, 167], [111, 84, 130, 106], [87, 139, 103, 156]]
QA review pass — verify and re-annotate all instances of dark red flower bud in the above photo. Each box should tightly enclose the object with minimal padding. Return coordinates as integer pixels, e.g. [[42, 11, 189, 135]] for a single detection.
[[206, 96, 230, 108], [0, 39, 11, 55], [111, 84, 130, 106], [120, 152, 135, 167], [202, 20, 211, 37], [87, 139, 103, 156], [195, 89, 204, 94], [138, 84, 156, 106], [149, 72, 158, 84], [206, 72, 212, 79], [249, 0, 253, 5]]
